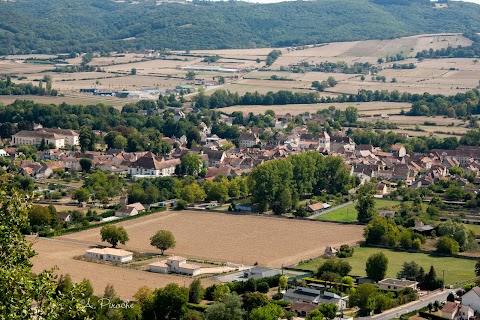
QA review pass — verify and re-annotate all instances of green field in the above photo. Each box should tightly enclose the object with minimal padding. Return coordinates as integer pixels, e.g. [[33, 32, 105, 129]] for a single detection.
[[466, 224, 480, 235], [297, 247, 476, 285], [317, 199, 401, 222]]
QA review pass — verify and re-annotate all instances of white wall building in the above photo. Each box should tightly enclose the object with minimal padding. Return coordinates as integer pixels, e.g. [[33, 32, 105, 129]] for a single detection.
[[12, 130, 65, 149], [85, 248, 133, 263], [149, 256, 201, 276], [127, 152, 180, 177]]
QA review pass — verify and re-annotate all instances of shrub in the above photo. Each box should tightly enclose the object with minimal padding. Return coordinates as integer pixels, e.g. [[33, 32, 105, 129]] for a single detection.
[[176, 200, 188, 210], [271, 292, 283, 300], [257, 282, 270, 293], [436, 236, 460, 254], [337, 244, 354, 258]]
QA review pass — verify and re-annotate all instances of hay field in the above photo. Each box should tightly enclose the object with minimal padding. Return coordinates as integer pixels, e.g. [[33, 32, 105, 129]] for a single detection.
[[273, 34, 470, 68], [30, 237, 211, 300], [412, 34, 472, 52], [52, 75, 185, 92], [184, 48, 274, 60], [218, 101, 410, 115], [0, 60, 52, 74], [329, 79, 468, 95], [59, 210, 364, 268], [0, 94, 127, 108], [101, 58, 201, 73], [398, 125, 469, 135], [384, 115, 465, 126]]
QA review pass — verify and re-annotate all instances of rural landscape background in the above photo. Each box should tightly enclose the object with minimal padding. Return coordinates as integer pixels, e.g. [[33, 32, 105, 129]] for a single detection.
[[2, 0, 480, 319]]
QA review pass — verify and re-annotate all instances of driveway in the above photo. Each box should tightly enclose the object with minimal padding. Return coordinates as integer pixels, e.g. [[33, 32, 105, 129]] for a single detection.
[[307, 200, 355, 220], [360, 290, 450, 320]]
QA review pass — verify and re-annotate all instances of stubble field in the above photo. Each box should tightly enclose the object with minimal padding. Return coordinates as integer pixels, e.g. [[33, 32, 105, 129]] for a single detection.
[[220, 101, 411, 115], [58, 210, 365, 268], [30, 237, 211, 300]]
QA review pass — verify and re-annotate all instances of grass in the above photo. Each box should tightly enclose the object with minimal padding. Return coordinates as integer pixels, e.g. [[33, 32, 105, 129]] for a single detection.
[[297, 246, 476, 285], [465, 223, 480, 235], [318, 199, 401, 222]]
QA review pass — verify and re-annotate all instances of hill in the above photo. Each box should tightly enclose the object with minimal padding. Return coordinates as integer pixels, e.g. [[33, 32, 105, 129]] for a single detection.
[[0, 0, 479, 54]]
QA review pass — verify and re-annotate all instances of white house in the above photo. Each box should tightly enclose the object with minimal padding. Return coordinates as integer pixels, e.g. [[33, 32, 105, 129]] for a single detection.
[[127, 152, 181, 178], [441, 302, 460, 320], [149, 256, 201, 276], [39, 128, 79, 146], [458, 305, 475, 320], [462, 287, 480, 311], [377, 278, 418, 292], [239, 133, 260, 148], [85, 248, 133, 263]]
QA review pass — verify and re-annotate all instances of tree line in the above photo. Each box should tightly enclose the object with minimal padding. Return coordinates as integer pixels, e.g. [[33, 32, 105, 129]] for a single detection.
[[249, 152, 353, 213], [0, 77, 57, 96], [415, 32, 480, 59]]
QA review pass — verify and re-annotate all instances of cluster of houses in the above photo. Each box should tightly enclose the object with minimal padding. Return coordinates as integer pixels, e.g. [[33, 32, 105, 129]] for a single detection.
[[6, 115, 480, 203]]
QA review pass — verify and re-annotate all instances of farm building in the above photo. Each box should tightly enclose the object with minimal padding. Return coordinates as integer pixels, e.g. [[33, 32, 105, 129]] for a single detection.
[[85, 248, 133, 263], [306, 202, 330, 214]]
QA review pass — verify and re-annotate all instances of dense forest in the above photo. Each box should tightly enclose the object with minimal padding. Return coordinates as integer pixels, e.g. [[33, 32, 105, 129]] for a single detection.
[[0, 0, 479, 54]]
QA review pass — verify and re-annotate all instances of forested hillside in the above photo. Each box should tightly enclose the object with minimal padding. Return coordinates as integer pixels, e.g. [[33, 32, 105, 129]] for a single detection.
[[0, 0, 479, 54]]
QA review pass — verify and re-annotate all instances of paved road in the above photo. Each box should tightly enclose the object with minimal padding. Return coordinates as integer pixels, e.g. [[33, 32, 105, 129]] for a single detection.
[[307, 200, 355, 219], [359, 290, 450, 320]]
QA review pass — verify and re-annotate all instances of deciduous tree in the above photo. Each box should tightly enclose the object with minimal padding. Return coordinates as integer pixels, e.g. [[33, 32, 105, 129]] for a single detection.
[[366, 252, 388, 282], [100, 225, 129, 248], [150, 230, 176, 254]]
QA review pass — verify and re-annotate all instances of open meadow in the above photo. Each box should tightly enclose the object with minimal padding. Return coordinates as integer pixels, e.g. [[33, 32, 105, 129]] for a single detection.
[[58, 210, 365, 268], [318, 199, 401, 223], [297, 246, 476, 285]]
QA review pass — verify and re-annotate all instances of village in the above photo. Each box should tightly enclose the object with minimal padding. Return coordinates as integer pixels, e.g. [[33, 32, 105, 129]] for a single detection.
[[2, 98, 480, 319]]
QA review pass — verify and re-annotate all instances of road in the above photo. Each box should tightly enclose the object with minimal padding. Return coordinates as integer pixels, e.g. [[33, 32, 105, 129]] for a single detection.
[[307, 200, 355, 219], [360, 290, 450, 320]]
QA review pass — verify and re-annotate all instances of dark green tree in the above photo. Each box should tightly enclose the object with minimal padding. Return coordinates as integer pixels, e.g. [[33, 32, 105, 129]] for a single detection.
[[154, 283, 189, 320], [356, 183, 377, 223], [150, 230, 176, 254], [189, 278, 205, 304], [366, 252, 388, 282], [100, 225, 129, 248]]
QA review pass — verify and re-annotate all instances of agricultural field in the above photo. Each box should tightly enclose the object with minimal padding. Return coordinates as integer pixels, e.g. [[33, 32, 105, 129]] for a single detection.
[[1, 33, 477, 112], [29, 236, 212, 300], [220, 101, 411, 115], [318, 199, 401, 223], [0, 94, 127, 109], [273, 33, 471, 67], [297, 246, 476, 285], [58, 210, 364, 268], [465, 223, 480, 235]]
